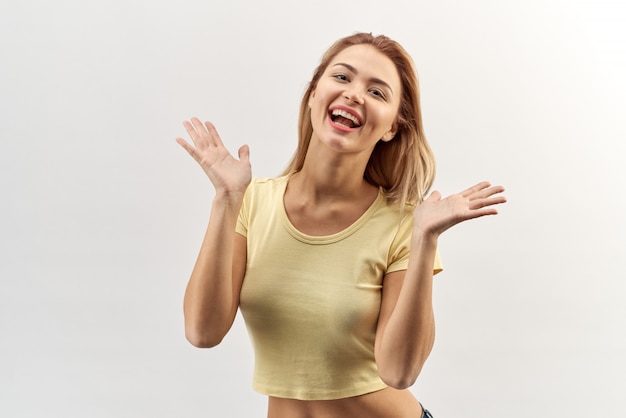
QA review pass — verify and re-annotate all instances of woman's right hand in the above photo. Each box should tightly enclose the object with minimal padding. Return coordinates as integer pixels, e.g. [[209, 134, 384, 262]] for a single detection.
[[176, 117, 251, 198]]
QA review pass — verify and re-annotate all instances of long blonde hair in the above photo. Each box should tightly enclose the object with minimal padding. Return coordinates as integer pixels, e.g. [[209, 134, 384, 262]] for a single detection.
[[282, 33, 436, 207]]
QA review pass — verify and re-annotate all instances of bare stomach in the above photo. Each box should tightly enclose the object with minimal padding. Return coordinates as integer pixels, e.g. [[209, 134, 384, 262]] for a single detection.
[[267, 387, 423, 418]]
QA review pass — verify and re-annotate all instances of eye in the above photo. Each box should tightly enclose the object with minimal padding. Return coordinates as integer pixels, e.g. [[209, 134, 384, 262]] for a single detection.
[[333, 73, 349, 82], [369, 88, 386, 100]]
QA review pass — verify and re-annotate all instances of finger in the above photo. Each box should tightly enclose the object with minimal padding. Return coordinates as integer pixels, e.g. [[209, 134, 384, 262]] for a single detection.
[[472, 185, 506, 201], [175, 137, 202, 163], [182, 119, 201, 146], [461, 181, 491, 198], [425, 190, 441, 203], [465, 183, 506, 201], [469, 195, 507, 210], [204, 121, 225, 148], [238, 144, 250, 163], [466, 207, 500, 219], [190, 117, 213, 147]]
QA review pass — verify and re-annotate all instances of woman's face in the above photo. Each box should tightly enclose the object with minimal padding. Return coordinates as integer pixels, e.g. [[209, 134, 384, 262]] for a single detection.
[[308, 44, 402, 157]]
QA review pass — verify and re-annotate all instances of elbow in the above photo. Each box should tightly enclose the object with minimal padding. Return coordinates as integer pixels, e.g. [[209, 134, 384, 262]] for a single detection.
[[184, 307, 233, 348], [380, 373, 419, 390], [378, 364, 423, 390], [185, 326, 225, 349]]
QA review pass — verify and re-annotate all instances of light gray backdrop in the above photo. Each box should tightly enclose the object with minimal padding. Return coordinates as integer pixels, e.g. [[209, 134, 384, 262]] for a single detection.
[[1, 0, 625, 417]]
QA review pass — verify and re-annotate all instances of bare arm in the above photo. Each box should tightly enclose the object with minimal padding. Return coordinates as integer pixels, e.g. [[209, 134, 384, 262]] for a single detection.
[[375, 182, 506, 388], [183, 201, 247, 347], [176, 117, 251, 348]]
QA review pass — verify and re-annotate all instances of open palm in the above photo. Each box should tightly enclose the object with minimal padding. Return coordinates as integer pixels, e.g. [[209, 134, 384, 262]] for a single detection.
[[176, 117, 251, 197], [414, 182, 507, 238]]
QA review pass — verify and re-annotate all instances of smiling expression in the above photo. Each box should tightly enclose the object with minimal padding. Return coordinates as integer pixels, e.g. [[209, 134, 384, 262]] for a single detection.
[[308, 44, 402, 157]]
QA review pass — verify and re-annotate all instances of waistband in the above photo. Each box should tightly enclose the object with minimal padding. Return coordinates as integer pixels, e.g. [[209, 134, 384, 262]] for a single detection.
[[419, 402, 434, 418]]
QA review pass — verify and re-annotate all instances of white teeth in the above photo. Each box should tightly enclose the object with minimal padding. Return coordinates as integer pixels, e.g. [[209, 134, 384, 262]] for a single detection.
[[331, 109, 361, 126]]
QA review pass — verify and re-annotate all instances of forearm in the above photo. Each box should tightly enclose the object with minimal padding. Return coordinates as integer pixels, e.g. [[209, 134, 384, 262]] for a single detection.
[[377, 234, 438, 388], [183, 194, 243, 347]]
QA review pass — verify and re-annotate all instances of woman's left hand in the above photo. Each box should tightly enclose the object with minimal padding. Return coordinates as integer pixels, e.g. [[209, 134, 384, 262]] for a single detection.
[[413, 182, 506, 239]]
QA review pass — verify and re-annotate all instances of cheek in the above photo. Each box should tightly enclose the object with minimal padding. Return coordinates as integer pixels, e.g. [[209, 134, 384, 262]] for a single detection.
[[380, 110, 399, 130], [309, 93, 326, 114]]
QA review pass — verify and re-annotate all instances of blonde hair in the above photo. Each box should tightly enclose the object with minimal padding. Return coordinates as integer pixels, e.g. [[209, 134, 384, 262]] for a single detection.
[[282, 33, 436, 207]]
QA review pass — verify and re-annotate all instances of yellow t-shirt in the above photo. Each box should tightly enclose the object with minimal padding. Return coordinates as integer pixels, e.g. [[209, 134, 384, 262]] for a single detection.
[[236, 176, 442, 400]]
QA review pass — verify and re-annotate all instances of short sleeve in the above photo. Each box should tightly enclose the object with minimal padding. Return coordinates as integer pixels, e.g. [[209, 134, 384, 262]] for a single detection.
[[387, 212, 443, 276], [235, 181, 253, 237]]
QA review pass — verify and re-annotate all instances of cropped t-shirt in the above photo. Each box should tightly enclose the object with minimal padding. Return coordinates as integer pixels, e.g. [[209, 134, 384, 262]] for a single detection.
[[236, 176, 442, 400]]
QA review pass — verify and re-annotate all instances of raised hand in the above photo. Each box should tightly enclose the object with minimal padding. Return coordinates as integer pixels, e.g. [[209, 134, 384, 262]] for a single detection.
[[413, 182, 506, 238], [176, 117, 251, 198]]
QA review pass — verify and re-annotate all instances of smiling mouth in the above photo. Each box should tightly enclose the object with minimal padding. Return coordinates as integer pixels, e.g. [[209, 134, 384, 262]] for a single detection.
[[330, 108, 362, 129]]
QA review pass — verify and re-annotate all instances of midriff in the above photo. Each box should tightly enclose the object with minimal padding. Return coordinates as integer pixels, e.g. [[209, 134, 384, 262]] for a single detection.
[[267, 387, 423, 418]]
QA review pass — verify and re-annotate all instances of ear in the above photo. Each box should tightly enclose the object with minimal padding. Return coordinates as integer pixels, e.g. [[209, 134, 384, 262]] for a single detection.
[[380, 123, 398, 142], [308, 89, 316, 108]]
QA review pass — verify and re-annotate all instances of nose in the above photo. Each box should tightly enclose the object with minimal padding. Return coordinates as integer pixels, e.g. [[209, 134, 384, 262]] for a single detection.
[[343, 87, 364, 105]]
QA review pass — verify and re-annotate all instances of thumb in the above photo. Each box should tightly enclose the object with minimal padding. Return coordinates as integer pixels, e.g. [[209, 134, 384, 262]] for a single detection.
[[238, 144, 250, 162], [426, 190, 441, 203]]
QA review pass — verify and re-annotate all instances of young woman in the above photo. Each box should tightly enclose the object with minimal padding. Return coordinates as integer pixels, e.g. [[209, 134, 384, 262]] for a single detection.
[[176, 33, 506, 418]]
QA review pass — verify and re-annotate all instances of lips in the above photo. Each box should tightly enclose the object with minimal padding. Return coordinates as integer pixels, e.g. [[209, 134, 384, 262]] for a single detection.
[[328, 106, 362, 130]]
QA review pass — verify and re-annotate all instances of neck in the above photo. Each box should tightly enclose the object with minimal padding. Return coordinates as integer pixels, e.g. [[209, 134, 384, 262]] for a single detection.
[[294, 143, 374, 202]]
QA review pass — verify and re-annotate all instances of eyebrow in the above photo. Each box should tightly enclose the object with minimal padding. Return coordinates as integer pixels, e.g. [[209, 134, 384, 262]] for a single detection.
[[332, 63, 394, 95]]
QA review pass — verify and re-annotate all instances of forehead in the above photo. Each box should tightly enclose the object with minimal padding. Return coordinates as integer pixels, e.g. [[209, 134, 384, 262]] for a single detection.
[[327, 44, 400, 89]]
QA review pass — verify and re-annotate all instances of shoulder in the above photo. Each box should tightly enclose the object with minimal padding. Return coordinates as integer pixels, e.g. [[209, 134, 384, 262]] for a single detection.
[[247, 175, 288, 191], [374, 193, 414, 226], [241, 175, 288, 210]]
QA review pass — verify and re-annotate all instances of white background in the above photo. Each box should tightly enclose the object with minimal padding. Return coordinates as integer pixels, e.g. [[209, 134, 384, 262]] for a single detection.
[[1, 0, 625, 417]]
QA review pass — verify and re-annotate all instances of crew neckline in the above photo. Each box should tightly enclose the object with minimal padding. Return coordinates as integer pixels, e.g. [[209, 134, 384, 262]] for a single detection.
[[278, 175, 384, 245]]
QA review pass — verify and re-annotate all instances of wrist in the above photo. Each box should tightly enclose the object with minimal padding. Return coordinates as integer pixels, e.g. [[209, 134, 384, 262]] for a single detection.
[[411, 228, 439, 250], [212, 191, 245, 208]]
